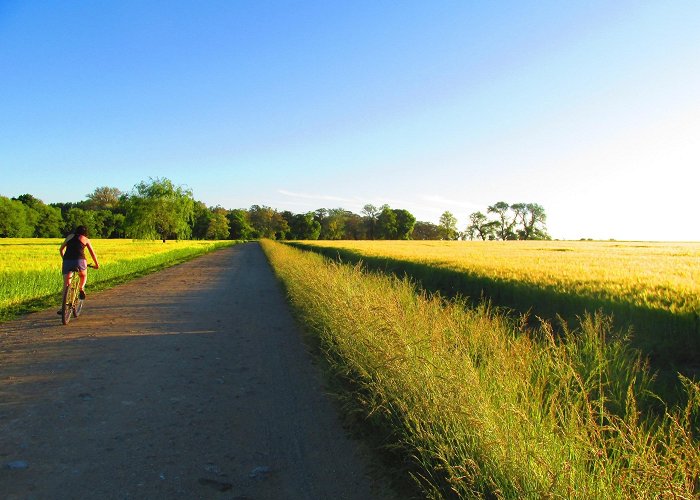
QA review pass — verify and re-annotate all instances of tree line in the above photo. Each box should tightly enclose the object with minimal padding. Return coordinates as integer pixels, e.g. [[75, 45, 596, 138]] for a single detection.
[[0, 177, 550, 241]]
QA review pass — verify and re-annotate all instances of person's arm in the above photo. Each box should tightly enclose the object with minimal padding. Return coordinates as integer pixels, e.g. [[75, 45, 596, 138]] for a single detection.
[[59, 235, 71, 258], [85, 239, 100, 269]]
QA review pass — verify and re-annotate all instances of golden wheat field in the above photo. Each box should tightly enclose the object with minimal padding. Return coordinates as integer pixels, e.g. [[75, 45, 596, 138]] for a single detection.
[[295, 240, 700, 315], [0, 238, 237, 318]]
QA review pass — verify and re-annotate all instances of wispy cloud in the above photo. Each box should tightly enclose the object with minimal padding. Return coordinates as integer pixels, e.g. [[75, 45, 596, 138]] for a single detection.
[[421, 195, 481, 210], [277, 189, 359, 204]]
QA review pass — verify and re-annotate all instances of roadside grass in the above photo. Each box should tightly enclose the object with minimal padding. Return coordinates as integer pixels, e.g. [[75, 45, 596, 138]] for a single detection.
[[287, 240, 700, 371], [262, 239, 699, 499], [1, 238, 241, 321]]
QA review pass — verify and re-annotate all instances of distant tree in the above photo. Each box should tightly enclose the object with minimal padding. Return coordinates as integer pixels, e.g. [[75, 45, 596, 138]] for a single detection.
[[376, 205, 398, 239], [488, 201, 516, 240], [84, 186, 122, 211], [362, 204, 380, 240], [14, 194, 64, 237], [33, 204, 64, 237], [65, 207, 99, 236], [248, 205, 288, 239], [124, 177, 195, 240], [412, 221, 441, 240], [228, 209, 254, 240], [0, 196, 34, 237], [191, 201, 212, 239], [321, 208, 347, 240], [288, 212, 321, 240], [343, 212, 367, 239], [206, 207, 230, 240], [393, 208, 416, 240], [513, 203, 550, 240], [466, 211, 498, 241], [438, 211, 459, 240]]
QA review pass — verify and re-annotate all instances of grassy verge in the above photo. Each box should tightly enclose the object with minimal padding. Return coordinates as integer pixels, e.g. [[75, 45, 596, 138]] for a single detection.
[[286, 242, 700, 371], [1, 240, 241, 321], [262, 240, 699, 499]]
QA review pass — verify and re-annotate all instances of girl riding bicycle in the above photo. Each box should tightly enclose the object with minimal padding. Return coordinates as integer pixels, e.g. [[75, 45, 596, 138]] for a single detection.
[[59, 225, 100, 299]]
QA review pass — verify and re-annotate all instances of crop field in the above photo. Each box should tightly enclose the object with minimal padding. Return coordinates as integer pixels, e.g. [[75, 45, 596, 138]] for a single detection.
[[0, 238, 239, 320], [262, 240, 699, 499], [288, 240, 700, 367]]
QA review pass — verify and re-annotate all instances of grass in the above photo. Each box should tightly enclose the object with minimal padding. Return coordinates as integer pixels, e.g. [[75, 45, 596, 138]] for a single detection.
[[262, 239, 699, 499], [287, 240, 700, 369], [0, 238, 240, 321]]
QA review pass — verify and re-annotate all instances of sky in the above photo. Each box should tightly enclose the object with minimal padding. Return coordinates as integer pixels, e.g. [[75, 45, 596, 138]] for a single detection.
[[1, 1, 699, 241]]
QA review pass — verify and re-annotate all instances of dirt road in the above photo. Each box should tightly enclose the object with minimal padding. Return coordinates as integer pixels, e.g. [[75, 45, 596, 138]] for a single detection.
[[0, 243, 397, 499]]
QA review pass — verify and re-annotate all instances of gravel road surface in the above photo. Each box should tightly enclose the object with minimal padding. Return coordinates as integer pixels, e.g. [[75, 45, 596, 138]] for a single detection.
[[0, 243, 397, 499]]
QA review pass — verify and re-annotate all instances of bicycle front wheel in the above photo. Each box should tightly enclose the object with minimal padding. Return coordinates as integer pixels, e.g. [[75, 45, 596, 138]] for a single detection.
[[61, 285, 73, 325]]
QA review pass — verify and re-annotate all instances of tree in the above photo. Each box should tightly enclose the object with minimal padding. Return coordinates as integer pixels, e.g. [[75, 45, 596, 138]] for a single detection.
[[33, 204, 64, 237], [288, 212, 321, 240], [513, 203, 550, 240], [438, 211, 459, 240], [206, 207, 230, 240], [228, 209, 254, 240], [85, 187, 122, 211], [362, 204, 380, 239], [248, 205, 288, 239], [466, 211, 498, 241], [488, 201, 516, 240], [412, 221, 441, 240], [0, 196, 34, 237], [343, 212, 367, 239], [376, 205, 398, 239], [191, 201, 212, 239], [393, 209, 416, 239], [321, 208, 347, 240], [124, 177, 195, 240]]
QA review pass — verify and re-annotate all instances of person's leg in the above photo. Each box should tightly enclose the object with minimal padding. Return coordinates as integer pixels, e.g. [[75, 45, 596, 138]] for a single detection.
[[63, 272, 72, 288], [78, 269, 88, 291]]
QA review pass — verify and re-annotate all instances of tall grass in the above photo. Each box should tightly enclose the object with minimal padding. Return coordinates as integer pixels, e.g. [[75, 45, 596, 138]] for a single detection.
[[1, 238, 239, 320], [288, 240, 700, 369], [262, 240, 699, 499]]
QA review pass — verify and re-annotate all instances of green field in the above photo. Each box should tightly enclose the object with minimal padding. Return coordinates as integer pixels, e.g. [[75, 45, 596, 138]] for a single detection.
[[263, 239, 700, 499], [0, 238, 239, 321], [287, 240, 700, 368]]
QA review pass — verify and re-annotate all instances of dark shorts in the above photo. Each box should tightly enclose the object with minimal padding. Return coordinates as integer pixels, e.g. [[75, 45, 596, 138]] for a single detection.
[[62, 258, 87, 275]]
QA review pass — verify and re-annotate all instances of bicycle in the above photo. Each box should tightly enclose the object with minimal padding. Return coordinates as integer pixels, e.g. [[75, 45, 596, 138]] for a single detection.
[[61, 264, 95, 325]]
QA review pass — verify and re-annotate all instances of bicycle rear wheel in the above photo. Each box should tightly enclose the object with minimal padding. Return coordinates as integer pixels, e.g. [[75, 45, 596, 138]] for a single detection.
[[61, 284, 73, 325]]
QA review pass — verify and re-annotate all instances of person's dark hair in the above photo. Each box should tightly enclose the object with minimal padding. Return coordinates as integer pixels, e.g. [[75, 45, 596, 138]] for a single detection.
[[75, 225, 88, 236]]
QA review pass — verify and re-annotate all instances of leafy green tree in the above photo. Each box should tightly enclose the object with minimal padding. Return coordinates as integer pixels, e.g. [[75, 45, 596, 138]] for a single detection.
[[228, 209, 254, 240], [412, 221, 441, 240], [206, 207, 230, 240], [65, 207, 100, 236], [513, 203, 550, 240], [248, 205, 288, 239], [393, 209, 416, 240], [191, 201, 212, 239], [33, 204, 64, 237], [288, 212, 321, 240], [438, 211, 459, 240], [376, 205, 398, 239], [343, 212, 367, 239], [0, 196, 34, 237], [85, 186, 122, 211], [362, 204, 379, 239], [488, 201, 517, 240], [321, 208, 347, 240], [124, 178, 195, 240], [466, 211, 498, 241]]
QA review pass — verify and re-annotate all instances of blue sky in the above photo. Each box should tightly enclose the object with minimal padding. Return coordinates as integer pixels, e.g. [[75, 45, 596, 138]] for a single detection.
[[1, 1, 698, 240]]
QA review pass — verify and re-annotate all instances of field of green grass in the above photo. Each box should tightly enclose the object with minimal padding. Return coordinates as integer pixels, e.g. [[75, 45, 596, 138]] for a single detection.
[[0, 238, 239, 321], [288, 240, 700, 369], [262, 239, 699, 499]]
